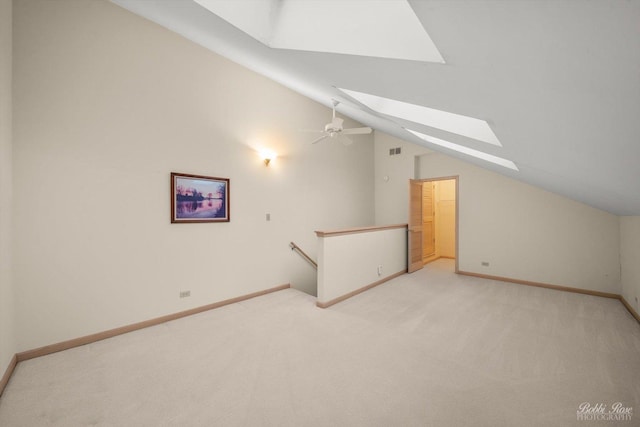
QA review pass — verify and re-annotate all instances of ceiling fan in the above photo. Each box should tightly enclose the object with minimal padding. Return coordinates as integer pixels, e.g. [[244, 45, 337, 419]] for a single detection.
[[307, 100, 372, 145]]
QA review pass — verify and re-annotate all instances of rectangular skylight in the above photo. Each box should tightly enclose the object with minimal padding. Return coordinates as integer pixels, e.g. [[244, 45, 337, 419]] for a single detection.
[[406, 129, 519, 171], [194, 0, 445, 63], [340, 88, 501, 146]]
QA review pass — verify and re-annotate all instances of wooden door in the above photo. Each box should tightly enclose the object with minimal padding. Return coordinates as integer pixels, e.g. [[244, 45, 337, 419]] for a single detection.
[[408, 180, 423, 273], [422, 183, 435, 260]]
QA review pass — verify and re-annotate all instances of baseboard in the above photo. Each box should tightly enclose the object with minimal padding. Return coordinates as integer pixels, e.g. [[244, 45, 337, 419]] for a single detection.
[[3, 277, 637, 399], [16, 283, 290, 363], [423, 255, 440, 265], [457, 270, 620, 299], [316, 270, 407, 309], [423, 256, 456, 266], [620, 296, 640, 324], [0, 354, 17, 398], [458, 270, 640, 325]]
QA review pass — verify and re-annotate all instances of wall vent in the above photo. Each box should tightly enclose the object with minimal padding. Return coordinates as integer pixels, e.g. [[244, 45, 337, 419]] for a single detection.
[[389, 147, 402, 156]]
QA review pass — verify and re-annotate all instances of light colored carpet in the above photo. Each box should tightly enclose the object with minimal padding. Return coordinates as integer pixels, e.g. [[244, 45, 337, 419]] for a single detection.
[[1, 259, 639, 426]]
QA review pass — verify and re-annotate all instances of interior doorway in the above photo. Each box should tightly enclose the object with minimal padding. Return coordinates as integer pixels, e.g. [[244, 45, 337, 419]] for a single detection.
[[422, 178, 456, 264], [408, 177, 459, 273]]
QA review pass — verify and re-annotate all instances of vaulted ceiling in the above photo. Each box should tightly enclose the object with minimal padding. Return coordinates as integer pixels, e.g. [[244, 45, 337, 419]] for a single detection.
[[112, 0, 640, 215]]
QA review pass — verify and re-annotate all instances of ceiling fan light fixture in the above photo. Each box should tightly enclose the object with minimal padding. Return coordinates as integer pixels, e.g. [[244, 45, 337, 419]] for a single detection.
[[307, 100, 371, 145]]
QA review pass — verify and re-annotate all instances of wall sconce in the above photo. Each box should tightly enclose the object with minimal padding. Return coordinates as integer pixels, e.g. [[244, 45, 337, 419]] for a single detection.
[[259, 149, 277, 167]]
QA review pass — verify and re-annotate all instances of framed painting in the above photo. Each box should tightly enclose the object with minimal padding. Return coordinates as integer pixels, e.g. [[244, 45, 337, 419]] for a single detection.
[[171, 172, 230, 223]]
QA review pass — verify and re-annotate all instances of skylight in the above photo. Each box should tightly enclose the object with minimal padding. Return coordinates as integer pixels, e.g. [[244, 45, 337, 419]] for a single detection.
[[193, 0, 444, 63], [406, 129, 519, 171], [339, 88, 501, 146]]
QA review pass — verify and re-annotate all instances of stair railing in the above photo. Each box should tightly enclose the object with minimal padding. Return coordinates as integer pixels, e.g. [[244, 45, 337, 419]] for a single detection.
[[289, 242, 317, 269]]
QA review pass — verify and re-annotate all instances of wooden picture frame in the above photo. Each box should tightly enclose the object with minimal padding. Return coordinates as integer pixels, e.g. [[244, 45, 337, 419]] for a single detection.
[[171, 172, 230, 223]]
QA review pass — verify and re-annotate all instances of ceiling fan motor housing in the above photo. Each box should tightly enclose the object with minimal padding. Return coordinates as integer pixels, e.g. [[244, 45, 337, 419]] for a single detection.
[[325, 117, 344, 133]]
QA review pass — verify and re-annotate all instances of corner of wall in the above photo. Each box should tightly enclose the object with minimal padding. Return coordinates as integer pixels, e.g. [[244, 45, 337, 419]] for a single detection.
[[0, 0, 16, 390], [620, 216, 640, 313], [373, 131, 431, 225]]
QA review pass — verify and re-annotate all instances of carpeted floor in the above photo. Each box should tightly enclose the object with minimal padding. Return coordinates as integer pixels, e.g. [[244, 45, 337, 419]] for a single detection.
[[1, 259, 639, 426]]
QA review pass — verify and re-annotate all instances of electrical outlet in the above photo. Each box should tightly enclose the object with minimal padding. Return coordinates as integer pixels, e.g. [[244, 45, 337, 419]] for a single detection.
[[481, 262, 490, 267], [180, 290, 191, 298]]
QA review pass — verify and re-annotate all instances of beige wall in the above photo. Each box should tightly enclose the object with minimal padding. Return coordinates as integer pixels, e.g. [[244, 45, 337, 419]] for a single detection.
[[419, 152, 620, 293], [0, 0, 15, 375], [374, 131, 430, 225], [620, 217, 640, 313], [317, 227, 406, 305], [12, 0, 374, 351]]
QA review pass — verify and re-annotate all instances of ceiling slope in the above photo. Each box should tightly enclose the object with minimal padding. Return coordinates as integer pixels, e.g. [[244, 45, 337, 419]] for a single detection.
[[111, 0, 640, 215]]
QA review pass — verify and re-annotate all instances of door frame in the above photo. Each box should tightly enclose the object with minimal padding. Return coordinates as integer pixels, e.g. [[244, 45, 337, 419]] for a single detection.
[[408, 179, 424, 273], [409, 176, 460, 273]]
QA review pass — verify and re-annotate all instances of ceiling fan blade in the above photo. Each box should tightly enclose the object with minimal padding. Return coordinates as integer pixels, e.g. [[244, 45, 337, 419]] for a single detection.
[[300, 129, 325, 133], [311, 134, 329, 144], [342, 127, 372, 135]]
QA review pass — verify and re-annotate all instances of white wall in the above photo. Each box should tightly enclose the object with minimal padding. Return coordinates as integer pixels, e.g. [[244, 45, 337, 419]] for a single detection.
[[13, 0, 374, 351], [0, 0, 15, 374], [419, 152, 620, 293], [317, 227, 406, 304], [374, 131, 430, 225], [620, 217, 640, 313]]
